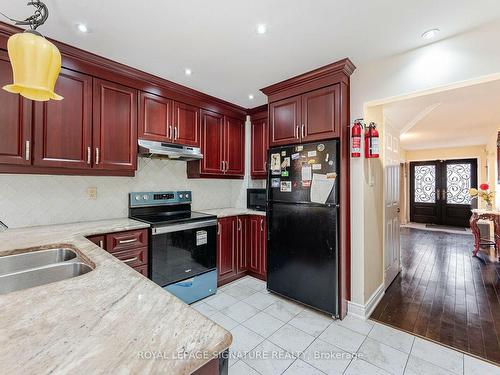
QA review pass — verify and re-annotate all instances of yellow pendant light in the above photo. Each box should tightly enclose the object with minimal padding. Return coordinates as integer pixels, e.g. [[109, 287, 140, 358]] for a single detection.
[[1, 1, 63, 101]]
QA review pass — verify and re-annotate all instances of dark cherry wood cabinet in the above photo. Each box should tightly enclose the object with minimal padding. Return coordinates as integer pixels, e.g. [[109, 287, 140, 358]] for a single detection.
[[139, 91, 172, 142], [224, 116, 245, 176], [301, 85, 340, 141], [0, 22, 247, 177], [269, 96, 301, 147], [93, 79, 138, 172], [260, 216, 267, 276], [0, 51, 32, 166], [33, 69, 93, 169], [217, 215, 267, 285], [199, 109, 225, 175], [236, 216, 248, 275], [87, 234, 105, 248], [250, 108, 268, 179], [173, 101, 200, 147], [87, 229, 148, 275], [247, 216, 261, 274], [217, 217, 238, 284], [246, 215, 267, 280], [267, 85, 340, 147], [188, 110, 245, 179], [139, 92, 200, 147]]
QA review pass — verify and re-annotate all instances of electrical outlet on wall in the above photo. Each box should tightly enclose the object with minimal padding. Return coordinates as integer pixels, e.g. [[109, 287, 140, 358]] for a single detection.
[[87, 187, 97, 200]]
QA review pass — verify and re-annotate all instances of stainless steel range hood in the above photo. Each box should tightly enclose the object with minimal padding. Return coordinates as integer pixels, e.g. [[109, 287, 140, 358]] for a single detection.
[[138, 140, 203, 161]]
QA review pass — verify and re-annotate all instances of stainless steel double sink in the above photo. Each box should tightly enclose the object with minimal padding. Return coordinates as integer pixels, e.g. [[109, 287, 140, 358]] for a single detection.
[[0, 248, 93, 294]]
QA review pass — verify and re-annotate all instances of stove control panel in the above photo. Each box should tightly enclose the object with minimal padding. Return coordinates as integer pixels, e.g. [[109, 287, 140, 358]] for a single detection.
[[129, 191, 192, 207]]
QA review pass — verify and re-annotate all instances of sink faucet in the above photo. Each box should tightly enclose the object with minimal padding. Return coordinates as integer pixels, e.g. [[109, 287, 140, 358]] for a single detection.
[[0, 220, 8, 232]]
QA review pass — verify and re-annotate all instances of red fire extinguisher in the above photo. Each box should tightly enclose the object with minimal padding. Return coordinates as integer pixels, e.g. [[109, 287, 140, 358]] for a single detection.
[[365, 122, 380, 158], [351, 119, 363, 158]]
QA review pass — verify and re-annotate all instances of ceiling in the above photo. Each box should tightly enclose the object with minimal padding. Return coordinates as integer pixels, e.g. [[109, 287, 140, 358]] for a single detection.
[[1, 0, 500, 107], [383, 78, 500, 150]]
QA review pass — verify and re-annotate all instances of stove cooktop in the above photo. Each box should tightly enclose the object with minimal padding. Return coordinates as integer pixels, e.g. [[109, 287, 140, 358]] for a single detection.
[[130, 210, 216, 226]]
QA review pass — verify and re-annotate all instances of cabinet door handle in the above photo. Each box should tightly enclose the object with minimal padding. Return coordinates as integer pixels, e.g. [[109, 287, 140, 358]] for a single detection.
[[168, 125, 172, 139], [95, 148, 100, 165], [25, 140, 30, 161], [87, 147, 92, 164], [99, 240, 104, 248], [442, 189, 447, 201], [217, 222, 221, 235], [238, 218, 241, 231], [295, 126, 300, 139], [301, 124, 305, 139], [225, 161, 229, 172], [119, 238, 138, 244], [174, 126, 178, 140], [260, 219, 263, 232], [436, 188, 440, 201], [221, 161, 224, 172], [122, 257, 138, 265]]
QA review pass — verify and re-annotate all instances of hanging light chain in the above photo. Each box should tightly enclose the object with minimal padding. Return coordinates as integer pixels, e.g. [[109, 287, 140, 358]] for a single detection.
[[0, 0, 49, 30]]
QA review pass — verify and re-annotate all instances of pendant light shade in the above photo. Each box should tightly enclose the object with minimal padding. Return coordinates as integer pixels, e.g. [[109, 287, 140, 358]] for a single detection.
[[2, 31, 63, 101]]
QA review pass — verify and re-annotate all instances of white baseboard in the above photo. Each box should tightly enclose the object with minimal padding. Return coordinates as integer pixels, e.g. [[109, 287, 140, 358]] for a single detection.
[[347, 283, 385, 320]]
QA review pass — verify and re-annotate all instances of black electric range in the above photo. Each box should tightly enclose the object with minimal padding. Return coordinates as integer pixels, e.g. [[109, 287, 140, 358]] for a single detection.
[[129, 191, 218, 304]]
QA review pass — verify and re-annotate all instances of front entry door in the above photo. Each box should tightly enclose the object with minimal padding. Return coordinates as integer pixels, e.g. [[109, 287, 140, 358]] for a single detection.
[[410, 159, 477, 227]]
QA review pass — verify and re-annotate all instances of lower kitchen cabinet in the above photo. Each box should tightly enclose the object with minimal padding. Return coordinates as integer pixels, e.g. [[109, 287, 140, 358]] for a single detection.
[[86, 229, 148, 275], [217, 215, 266, 286], [216, 217, 238, 285]]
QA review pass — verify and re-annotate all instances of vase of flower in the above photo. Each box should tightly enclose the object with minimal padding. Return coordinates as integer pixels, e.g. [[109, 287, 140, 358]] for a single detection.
[[469, 183, 495, 211]]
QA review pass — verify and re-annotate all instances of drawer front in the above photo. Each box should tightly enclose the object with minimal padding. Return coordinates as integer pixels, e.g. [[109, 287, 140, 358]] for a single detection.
[[165, 270, 217, 304], [113, 246, 148, 268], [106, 229, 148, 252], [134, 264, 148, 277]]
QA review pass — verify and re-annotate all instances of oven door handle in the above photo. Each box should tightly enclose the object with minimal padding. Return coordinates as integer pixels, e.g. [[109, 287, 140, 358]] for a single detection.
[[152, 219, 218, 235]]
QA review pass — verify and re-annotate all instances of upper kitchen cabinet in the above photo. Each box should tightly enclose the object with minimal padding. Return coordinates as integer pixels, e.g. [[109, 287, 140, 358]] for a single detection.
[[93, 79, 138, 172], [173, 101, 200, 147], [301, 85, 340, 142], [262, 59, 355, 147], [139, 92, 172, 142], [33, 69, 93, 169], [0, 51, 32, 165], [139, 93, 200, 147], [187, 110, 245, 178], [224, 116, 245, 176], [269, 96, 301, 146], [198, 109, 224, 175], [250, 107, 268, 179], [267, 86, 339, 146]]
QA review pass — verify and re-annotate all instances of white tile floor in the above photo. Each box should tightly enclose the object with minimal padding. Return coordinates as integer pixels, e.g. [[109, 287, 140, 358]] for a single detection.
[[191, 276, 500, 375]]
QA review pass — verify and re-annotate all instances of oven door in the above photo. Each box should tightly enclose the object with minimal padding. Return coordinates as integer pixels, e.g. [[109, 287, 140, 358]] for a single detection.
[[150, 219, 217, 287]]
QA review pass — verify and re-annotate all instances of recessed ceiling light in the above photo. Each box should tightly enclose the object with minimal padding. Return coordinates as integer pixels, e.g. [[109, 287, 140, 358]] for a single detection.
[[248, 94, 254, 100], [184, 68, 192, 76], [421, 28, 440, 39], [77, 23, 89, 33], [256, 24, 267, 35]]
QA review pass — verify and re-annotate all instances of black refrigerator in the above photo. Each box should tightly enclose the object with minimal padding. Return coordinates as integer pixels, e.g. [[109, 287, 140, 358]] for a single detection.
[[267, 139, 340, 316]]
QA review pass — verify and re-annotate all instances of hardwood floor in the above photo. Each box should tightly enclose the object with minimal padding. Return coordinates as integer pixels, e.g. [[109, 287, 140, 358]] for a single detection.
[[371, 227, 500, 365]]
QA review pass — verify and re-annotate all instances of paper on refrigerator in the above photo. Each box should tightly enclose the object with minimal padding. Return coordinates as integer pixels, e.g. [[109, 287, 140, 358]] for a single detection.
[[310, 173, 336, 204]]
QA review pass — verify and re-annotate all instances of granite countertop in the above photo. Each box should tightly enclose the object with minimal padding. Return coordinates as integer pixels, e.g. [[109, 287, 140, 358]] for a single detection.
[[198, 207, 266, 218], [0, 218, 231, 375]]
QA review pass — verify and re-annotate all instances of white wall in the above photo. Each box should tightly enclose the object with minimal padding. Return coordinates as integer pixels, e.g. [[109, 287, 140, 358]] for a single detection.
[[0, 118, 265, 228], [349, 20, 500, 305]]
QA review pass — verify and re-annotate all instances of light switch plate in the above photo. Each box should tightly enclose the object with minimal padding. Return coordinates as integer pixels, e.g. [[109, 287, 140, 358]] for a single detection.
[[87, 187, 97, 200]]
